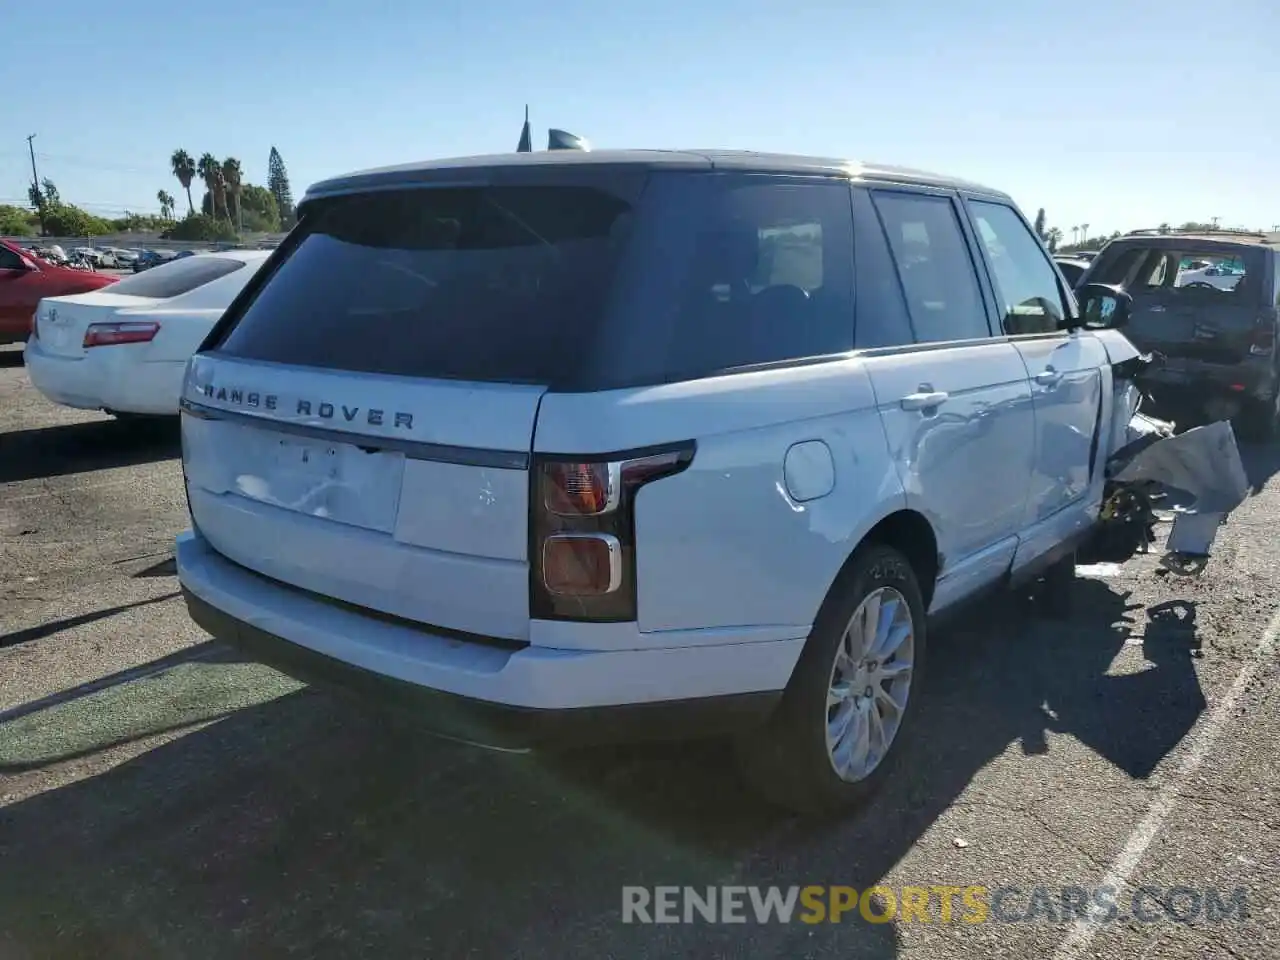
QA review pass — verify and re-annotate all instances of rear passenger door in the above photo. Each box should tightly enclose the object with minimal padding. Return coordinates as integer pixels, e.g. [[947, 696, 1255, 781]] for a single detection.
[[963, 197, 1108, 567], [855, 187, 1036, 613]]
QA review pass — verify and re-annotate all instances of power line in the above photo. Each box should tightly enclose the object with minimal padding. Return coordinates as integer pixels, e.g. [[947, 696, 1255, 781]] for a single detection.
[[35, 152, 160, 175]]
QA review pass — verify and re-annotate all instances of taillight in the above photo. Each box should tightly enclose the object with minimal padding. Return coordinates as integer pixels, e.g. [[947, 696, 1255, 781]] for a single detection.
[[28, 311, 38, 341], [531, 443, 694, 621], [83, 321, 160, 348], [1249, 320, 1275, 356]]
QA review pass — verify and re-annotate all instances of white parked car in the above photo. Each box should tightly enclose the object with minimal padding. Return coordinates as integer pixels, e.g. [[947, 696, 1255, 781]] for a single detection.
[[25, 251, 269, 417], [1177, 261, 1245, 291], [106, 247, 139, 265], [173, 151, 1237, 815]]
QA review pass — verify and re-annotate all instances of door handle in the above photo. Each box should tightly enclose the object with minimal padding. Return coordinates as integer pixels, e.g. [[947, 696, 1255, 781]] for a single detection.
[[1035, 368, 1063, 385], [1149, 305, 1167, 313], [900, 390, 949, 411]]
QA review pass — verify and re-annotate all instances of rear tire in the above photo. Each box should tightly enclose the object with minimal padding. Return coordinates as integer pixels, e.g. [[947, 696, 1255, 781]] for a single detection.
[[1236, 391, 1279, 442], [735, 544, 927, 816]]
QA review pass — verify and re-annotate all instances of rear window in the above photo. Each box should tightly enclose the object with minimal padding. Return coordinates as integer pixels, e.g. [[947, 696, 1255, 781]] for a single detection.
[[214, 173, 855, 390], [107, 255, 245, 299], [1093, 242, 1264, 304]]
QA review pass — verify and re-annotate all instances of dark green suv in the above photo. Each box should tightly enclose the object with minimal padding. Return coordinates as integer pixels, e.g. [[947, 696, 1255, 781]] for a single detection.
[[1079, 229, 1280, 438]]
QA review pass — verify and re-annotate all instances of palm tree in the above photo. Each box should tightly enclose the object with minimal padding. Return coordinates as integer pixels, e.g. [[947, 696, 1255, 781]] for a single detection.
[[156, 189, 170, 220], [222, 157, 243, 233], [1045, 227, 1063, 253], [1080, 223, 1090, 245], [197, 153, 225, 222], [1071, 225, 1079, 246], [171, 149, 196, 216]]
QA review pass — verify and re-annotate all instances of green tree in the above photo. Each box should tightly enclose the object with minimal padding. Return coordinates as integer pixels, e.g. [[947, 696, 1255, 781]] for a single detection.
[[41, 203, 112, 236], [239, 183, 280, 231], [267, 147, 294, 227], [1033, 208, 1047, 240], [163, 213, 238, 242], [157, 189, 176, 221], [0, 205, 36, 236], [202, 183, 279, 232], [1045, 227, 1062, 253], [222, 157, 244, 232], [171, 149, 197, 215], [112, 212, 167, 232], [197, 153, 226, 222]]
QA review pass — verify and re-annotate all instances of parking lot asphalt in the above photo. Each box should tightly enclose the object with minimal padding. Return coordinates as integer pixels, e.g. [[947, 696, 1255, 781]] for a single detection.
[[1, 340, 1277, 960]]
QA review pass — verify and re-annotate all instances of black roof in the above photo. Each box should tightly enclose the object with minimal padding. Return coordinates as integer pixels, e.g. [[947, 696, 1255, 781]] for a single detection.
[[302, 149, 1010, 205]]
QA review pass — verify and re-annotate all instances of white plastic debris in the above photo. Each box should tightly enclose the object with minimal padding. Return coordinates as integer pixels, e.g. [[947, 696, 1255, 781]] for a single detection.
[[1075, 562, 1123, 578], [1109, 420, 1249, 557]]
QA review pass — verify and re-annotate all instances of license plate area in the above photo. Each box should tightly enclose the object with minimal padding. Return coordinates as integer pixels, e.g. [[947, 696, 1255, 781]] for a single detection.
[[219, 426, 406, 533], [274, 437, 341, 480]]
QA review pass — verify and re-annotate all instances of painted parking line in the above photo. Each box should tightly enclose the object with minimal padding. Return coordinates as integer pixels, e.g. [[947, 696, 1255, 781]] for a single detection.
[[1053, 603, 1280, 960]]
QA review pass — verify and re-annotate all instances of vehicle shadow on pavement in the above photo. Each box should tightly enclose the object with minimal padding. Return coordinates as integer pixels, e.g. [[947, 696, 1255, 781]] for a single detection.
[[0, 348, 24, 369], [0, 417, 179, 484], [0, 593, 179, 650], [0, 580, 1205, 960], [1238, 440, 1280, 494]]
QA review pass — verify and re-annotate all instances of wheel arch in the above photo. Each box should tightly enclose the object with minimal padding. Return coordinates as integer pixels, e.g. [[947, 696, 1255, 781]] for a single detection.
[[823, 508, 940, 615]]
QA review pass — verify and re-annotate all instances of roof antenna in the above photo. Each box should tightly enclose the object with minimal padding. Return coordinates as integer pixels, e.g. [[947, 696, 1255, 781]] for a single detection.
[[547, 128, 590, 151]]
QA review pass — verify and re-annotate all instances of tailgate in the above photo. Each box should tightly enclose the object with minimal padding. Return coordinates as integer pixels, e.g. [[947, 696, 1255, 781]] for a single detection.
[[182, 354, 544, 640], [1125, 290, 1260, 363], [36, 291, 156, 358]]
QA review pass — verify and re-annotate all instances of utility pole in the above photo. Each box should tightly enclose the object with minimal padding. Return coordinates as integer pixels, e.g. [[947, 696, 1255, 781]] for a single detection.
[[26, 134, 44, 236], [1210, 216, 1220, 230]]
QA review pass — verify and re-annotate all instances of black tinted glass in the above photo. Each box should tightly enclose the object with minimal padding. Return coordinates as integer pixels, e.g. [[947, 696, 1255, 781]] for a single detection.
[[872, 191, 989, 343], [0, 246, 25, 270], [218, 185, 634, 386], [215, 173, 855, 390], [606, 173, 855, 383], [106, 255, 245, 299]]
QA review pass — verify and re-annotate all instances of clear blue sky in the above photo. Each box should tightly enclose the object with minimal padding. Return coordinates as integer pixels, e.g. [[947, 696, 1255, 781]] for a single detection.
[[2, 0, 1276, 236]]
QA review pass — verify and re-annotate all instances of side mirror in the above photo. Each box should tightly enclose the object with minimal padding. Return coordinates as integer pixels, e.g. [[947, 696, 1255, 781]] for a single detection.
[[1078, 282, 1131, 330]]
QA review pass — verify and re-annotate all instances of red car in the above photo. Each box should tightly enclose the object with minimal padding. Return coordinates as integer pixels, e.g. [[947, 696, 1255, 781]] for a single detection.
[[0, 239, 118, 345]]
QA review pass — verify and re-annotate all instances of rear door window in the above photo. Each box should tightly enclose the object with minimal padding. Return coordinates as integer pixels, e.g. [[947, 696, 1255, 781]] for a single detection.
[[851, 187, 914, 348], [106, 255, 246, 299], [871, 191, 991, 343], [611, 173, 855, 382], [215, 173, 856, 390]]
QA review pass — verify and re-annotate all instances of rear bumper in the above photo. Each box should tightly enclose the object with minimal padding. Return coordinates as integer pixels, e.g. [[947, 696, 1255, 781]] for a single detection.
[[1138, 357, 1276, 401], [24, 339, 185, 415], [176, 531, 796, 749]]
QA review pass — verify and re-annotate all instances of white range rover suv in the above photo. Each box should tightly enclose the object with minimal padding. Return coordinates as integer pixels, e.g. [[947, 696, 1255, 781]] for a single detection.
[[176, 150, 1141, 814]]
